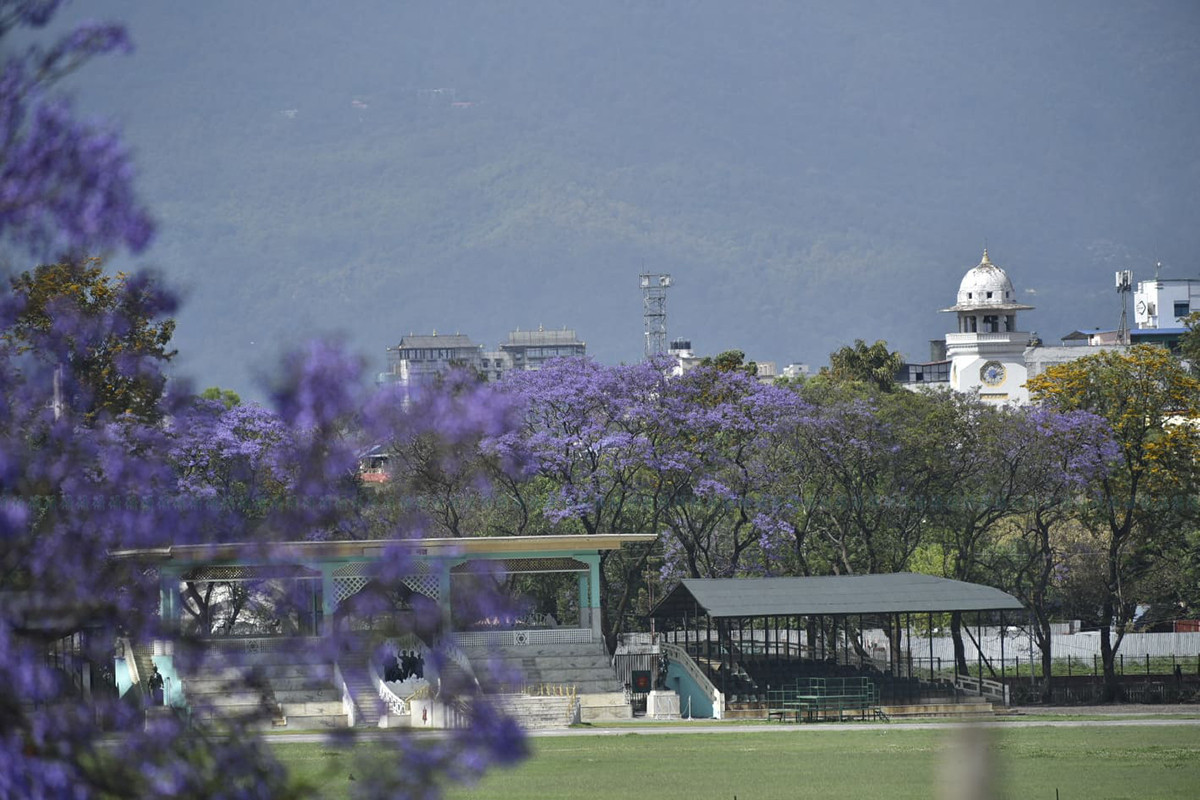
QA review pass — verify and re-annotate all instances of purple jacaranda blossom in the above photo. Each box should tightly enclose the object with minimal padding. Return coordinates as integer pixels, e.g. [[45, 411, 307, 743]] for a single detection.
[[1, 2, 529, 778], [0, 5, 152, 256], [4, 298, 531, 796]]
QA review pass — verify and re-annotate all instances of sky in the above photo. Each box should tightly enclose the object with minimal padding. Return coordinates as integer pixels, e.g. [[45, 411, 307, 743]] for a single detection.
[[34, 1, 1200, 396]]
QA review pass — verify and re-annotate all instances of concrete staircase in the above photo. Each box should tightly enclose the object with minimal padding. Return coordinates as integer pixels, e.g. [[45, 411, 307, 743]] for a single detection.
[[129, 643, 156, 701], [338, 662, 387, 728], [492, 693, 579, 729], [461, 641, 632, 725]]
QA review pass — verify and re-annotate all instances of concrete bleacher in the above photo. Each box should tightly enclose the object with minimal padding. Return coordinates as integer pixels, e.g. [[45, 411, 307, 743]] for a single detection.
[[684, 644, 994, 720], [460, 640, 631, 725], [181, 649, 348, 730]]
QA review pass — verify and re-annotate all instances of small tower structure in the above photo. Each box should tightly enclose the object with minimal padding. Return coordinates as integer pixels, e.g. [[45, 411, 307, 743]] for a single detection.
[[641, 273, 671, 358], [940, 250, 1034, 403]]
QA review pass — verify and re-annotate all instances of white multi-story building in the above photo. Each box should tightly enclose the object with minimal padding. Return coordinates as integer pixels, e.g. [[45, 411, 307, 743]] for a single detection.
[[900, 250, 1129, 401], [940, 250, 1036, 404], [1134, 277, 1200, 330]]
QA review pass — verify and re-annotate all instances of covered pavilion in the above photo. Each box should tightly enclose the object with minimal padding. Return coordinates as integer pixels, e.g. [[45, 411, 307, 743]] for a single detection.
[[115, 533, 656, 701], [650, 573, 1024, 708]]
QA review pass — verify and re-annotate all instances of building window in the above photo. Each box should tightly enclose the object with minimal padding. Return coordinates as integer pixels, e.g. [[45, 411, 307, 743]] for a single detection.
[[1175, 301, 1190, 319], [986, 291, 993, 299]]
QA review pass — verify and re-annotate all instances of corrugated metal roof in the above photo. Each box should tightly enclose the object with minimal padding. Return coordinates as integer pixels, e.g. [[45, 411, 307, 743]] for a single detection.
[[651, 573, 1023, 618]]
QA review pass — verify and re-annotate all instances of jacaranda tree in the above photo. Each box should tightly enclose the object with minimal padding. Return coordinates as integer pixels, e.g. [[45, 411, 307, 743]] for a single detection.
[[2, 3, 526, 796]]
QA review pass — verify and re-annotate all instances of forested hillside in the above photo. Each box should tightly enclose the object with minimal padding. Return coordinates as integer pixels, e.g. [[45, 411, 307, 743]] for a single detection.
[[46, 0, 1200, 393]]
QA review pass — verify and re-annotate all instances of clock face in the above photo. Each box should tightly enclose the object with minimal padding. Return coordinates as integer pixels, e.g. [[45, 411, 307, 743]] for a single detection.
[[980, 360, 1006, 387]]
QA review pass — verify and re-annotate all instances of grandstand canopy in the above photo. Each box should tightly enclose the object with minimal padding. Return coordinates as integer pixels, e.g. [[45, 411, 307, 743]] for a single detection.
[[650, 573, 1023, 620]]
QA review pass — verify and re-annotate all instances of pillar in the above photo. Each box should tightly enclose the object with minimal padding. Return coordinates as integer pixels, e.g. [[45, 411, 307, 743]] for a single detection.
[[438, 559, 454, 624], [577, 553, 601, 638], [320, 565, 337, 635], [578, 571, 589, 630], [159, 567, 181, 630]]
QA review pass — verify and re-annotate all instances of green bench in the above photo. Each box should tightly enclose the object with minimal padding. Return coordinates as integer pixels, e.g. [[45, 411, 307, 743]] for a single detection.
[[767, 677, 885, 723]]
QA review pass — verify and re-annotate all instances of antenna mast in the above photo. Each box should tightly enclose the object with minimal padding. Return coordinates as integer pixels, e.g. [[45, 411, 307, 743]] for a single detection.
[[640, 272, 672, 358], [1116, 269, 1133, 345]]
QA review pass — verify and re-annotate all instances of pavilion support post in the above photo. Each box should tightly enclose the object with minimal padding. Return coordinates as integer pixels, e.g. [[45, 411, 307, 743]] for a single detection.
[[928, 613, 935, 688], [583, 554, 602, 638], [705, 614, 712, 667], [858, 614, 865, 669], [159, 567, 181, 632], [720, 619, 728, 700], [577, 571, 589, 631], [437, 560, 453, 631], [906, 613, 912, 681], [843, 616, 849, 666], [1000, 611, 1007, 707], [320, 566, 336, 636]]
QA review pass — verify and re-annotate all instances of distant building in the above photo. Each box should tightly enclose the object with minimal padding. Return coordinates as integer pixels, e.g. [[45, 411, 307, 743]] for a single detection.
[[667, 338, 702, 377], [895, 358, 950, 387], [940, 250, 1036, 403], [383, 326, 586, 387], [1131, 276, 1196, 353], [755, 361, 778, 382], [1024, 343, 1126, 382], [384, 332, 485, 386], [781, 363, 811, 380], [1134, 277, 1200, 330], [496, 326, 586, 375], [1059, 329, 1122, 347], [898, 249, 1123, 403]]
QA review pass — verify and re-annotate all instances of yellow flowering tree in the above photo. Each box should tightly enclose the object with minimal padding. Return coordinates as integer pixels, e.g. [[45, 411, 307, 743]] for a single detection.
[[1027, 344, 1200, 700]]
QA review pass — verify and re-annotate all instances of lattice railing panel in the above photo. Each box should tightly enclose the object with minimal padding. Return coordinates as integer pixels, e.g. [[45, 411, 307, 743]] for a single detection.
[[450, 557, 588, 574], [332, 560, 432, 578], [182, 564, 320, 582], [332, 576, 370, 606], [401, 574, 440, 599], [332, 574, 440, 607]]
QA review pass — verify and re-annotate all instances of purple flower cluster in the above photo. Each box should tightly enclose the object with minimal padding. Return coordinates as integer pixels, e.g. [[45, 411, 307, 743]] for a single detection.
[[0, 2, 153, 257]]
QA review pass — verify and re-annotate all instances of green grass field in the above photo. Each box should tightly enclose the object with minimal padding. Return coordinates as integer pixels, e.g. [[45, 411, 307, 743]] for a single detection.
[[273, 724, 1200, 800]]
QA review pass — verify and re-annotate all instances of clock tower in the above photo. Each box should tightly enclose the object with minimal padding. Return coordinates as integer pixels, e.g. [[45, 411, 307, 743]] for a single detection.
[[940, 250, 1034, 403]]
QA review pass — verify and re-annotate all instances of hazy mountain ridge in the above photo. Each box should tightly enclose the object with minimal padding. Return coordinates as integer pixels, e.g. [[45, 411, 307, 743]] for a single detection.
[[44, 1, 1200, 393]]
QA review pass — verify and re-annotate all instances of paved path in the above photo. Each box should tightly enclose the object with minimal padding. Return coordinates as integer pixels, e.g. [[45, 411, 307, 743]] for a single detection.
[[266, 713, 1200, 745]]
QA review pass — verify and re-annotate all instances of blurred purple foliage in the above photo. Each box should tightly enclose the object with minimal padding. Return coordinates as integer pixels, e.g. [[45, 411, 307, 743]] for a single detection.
[[0, 1, 153, 257], [1, 8, 526, 794]]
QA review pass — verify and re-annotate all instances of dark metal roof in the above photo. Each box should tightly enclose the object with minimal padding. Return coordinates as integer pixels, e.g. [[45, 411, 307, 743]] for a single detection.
[[650, 573, 1023, 619]]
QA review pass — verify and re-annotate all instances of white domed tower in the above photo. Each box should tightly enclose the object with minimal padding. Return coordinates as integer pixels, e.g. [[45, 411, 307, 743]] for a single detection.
[[940, 250, 1035, 403]]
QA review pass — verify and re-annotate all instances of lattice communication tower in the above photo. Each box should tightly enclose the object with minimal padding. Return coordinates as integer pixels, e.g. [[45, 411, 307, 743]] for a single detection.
[[641, 273, 672, 358], [1116, 269, 1133, 345]]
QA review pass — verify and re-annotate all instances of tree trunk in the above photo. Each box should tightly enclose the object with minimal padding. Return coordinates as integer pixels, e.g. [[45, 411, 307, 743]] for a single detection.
[[1035, 612, 1053, 704], [1099, 598, 1122, 702], [950, 611, 969, 676]]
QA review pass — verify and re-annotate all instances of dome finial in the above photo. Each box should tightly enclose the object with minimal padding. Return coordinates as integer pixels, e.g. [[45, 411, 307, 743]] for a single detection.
[[981, 248, 991, 265]]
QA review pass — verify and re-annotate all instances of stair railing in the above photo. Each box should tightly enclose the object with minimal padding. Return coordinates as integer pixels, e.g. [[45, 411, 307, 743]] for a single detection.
[[333, 661, 357, 727], [119, 637, 142, 692], [954, 674, 1008, 704], [660, 641, 724, 720], [368, 657, 409, 720]]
